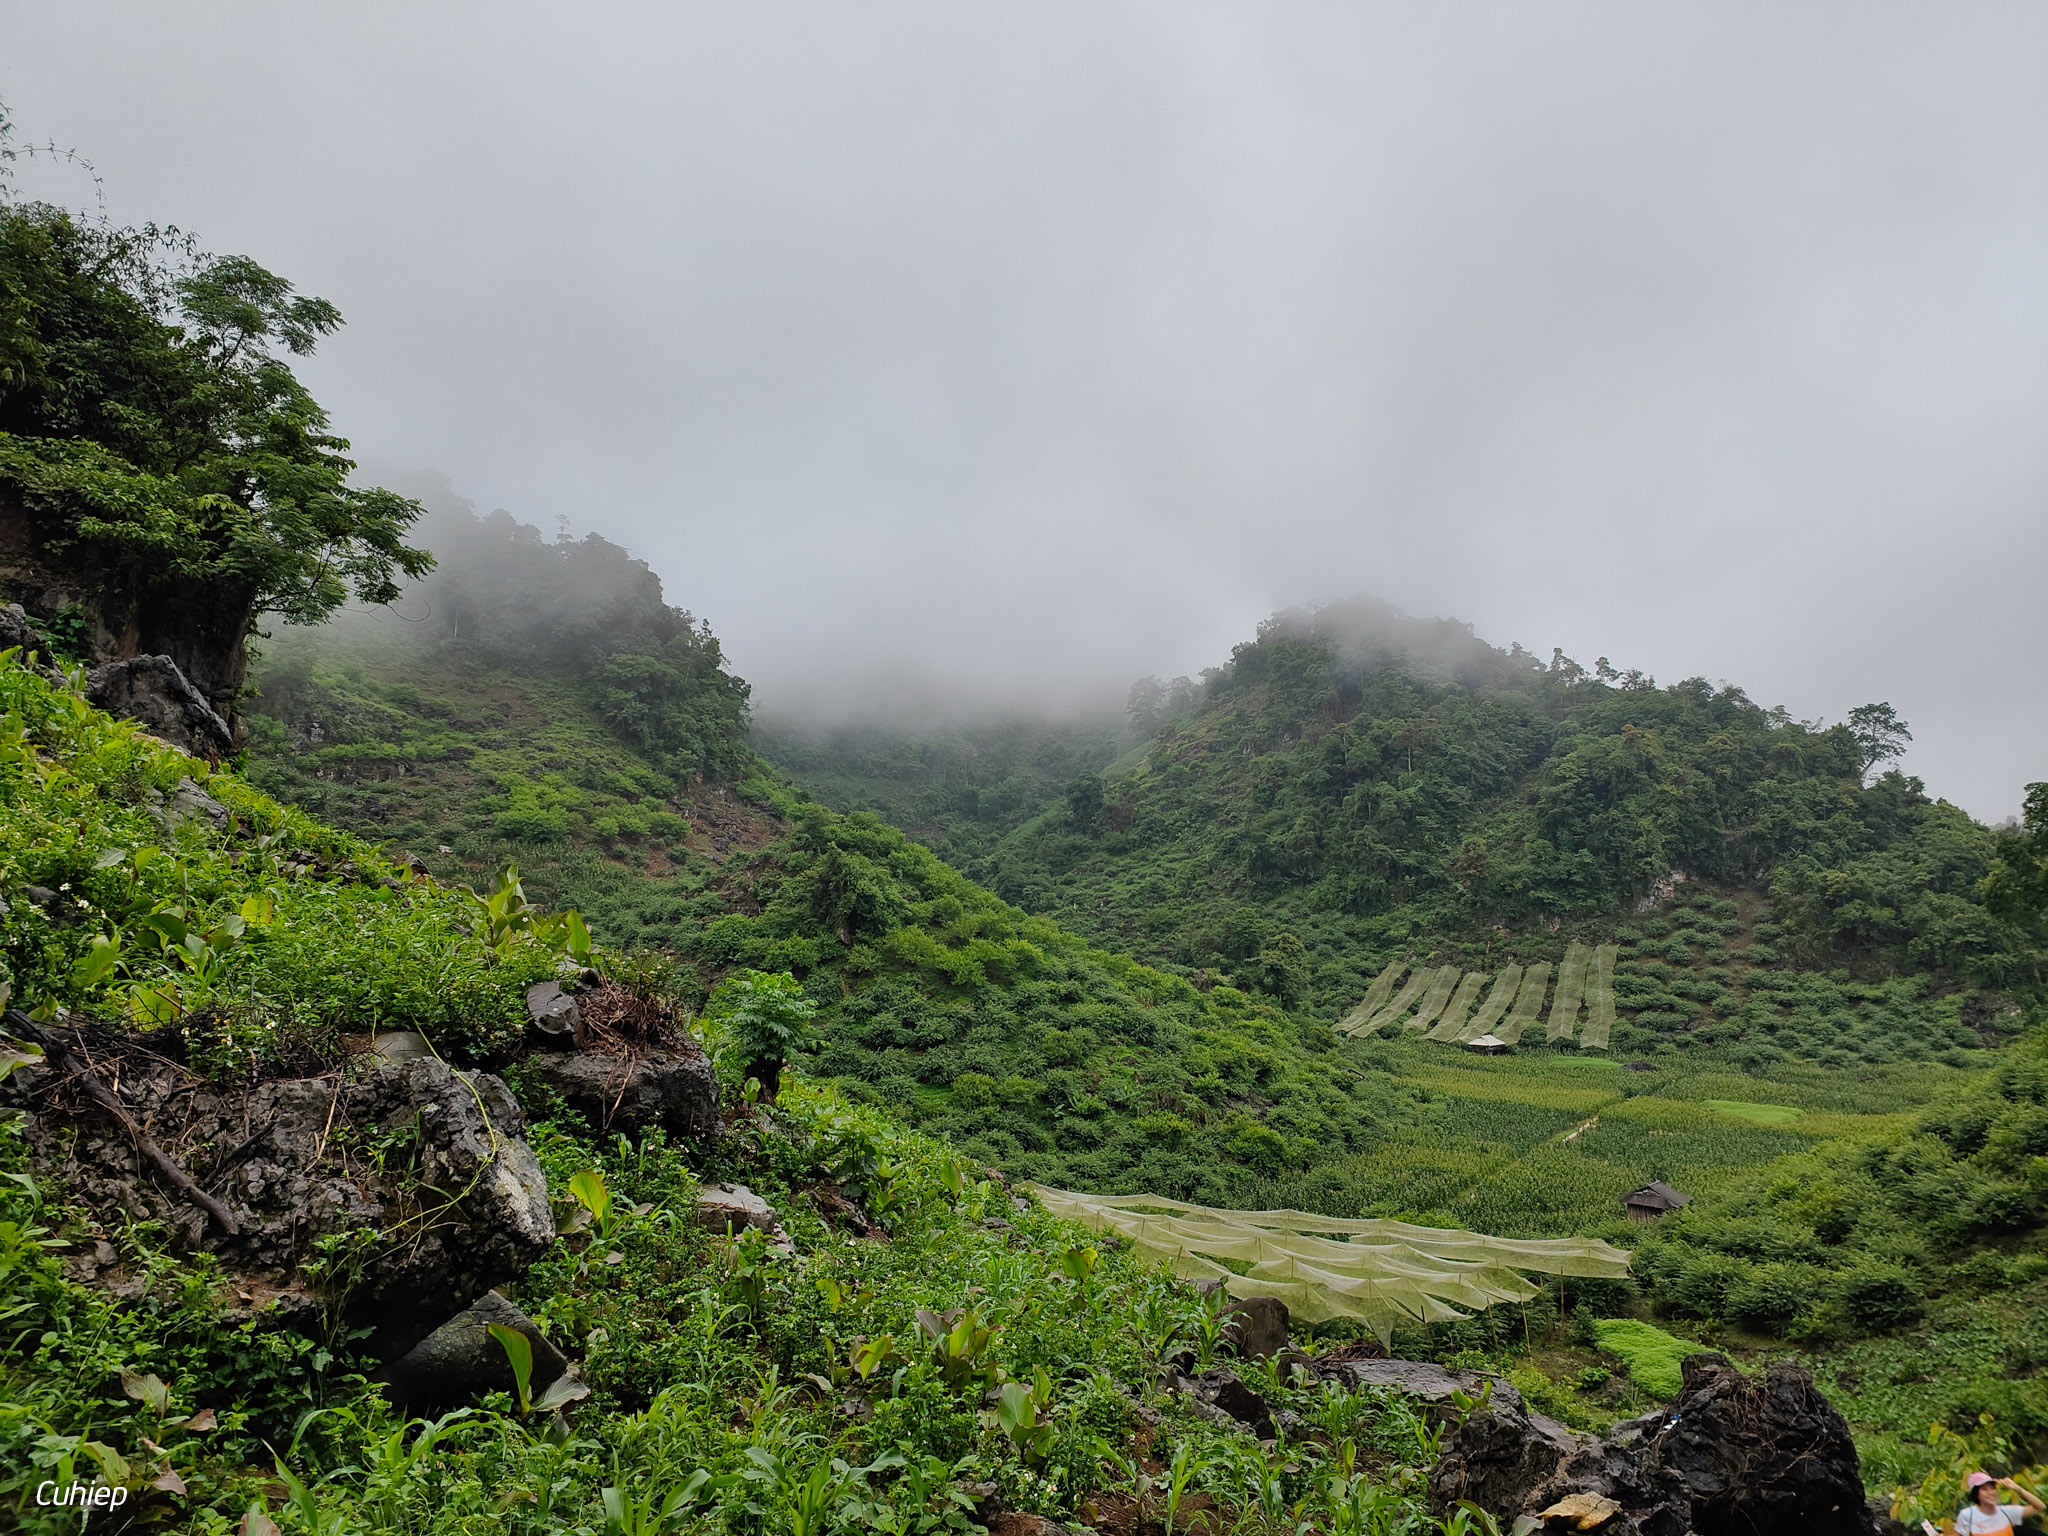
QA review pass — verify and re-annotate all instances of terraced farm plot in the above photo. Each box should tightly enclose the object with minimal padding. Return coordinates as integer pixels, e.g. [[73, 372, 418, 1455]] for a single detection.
[[1363, 967, 1432, 1033], [1581, 943, 1618, 1049], [1459, 965, 1521, 1041], [1427, 971, 1491, 1041], [1405, 965, 1462, 1032], [1547, 942, 1589, 1042], [1340, 959, 1406, 1033], [1492, 962, 1551, 1045]]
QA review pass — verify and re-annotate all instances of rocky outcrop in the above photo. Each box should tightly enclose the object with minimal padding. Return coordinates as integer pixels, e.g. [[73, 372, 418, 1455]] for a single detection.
[[524, 981, 584, 1047], [84, 654, 234, 761], [1655, 1355, 1873, 1536], [1426, 1352, 1876, 1536], [0, 604, 56, 668], [1226, 1294, 1291, 1360], [522, 1046, 719, 1142], [1431, 1397, 1588, 1519], [697, 1180, 789, 1241], [1516, 1421, 1692, 1536], [18, 1035, 555, 1360], [379, 1289, 571, 1414]]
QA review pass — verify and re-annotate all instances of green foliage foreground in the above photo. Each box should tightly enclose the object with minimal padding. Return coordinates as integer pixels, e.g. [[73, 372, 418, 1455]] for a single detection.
[[0, 655, 1480, 1532]]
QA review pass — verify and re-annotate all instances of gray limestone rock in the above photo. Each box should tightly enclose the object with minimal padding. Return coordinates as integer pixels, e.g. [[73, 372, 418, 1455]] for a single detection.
[[521, 1045, 718, 1142], [84, 654, 233, 761], [381, 1289, 569, 1413]]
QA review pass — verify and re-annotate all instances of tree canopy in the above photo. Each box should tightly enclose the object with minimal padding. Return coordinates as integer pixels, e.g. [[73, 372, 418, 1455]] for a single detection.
[[0, 189, 430, 696]]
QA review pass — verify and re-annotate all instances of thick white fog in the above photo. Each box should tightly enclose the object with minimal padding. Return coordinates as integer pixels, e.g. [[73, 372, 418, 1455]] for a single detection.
[[5, 3, 2044, 816]]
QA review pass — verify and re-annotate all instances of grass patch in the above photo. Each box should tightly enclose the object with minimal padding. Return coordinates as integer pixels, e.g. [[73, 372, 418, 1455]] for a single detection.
[[1702, 1099, 1802, 1126], [1591, 1318, 1706, 1398]]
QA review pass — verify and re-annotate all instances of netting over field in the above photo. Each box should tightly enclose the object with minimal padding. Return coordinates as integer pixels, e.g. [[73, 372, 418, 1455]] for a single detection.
[[1026, 1185, 1630, 1339], [1339, 959, 1406, 1034], [1459, 965, 1521, 1041], [1493, 962, 1551, 1045], [1362, 968, 1432, 1034], [1547, 942, 1589, 1042], [1427, 971, 1490, 1041], [1405, 965, 1462, 1032], [1582, 944, 1619, 1049]]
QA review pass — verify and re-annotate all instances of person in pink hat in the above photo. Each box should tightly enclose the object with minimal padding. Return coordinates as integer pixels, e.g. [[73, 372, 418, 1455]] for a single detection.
[[1924, 1472, 2045, 1536]]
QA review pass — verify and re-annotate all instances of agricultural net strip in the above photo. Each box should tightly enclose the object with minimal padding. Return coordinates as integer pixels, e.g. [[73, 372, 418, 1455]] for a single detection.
[[1024, 1184, 1630, 1339], [1405, 966, 1462, 1031], [1361, 968, 1432, 1033], [1547, 943, 1589, 1042], [1581, 944, 1619, 1049], [1492, 962, 1551, 1045], [1427, 972, 1491, 1041], [1457, 965, 1521, 1041], [1339, 960, 1406, 1034]]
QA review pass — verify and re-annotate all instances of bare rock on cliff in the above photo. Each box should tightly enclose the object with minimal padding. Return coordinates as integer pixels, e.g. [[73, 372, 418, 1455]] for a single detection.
[[85, 654, 234, 761]]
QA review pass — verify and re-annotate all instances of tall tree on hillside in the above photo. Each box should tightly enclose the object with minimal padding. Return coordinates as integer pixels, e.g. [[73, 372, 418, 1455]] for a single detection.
[[0, 138, 431, 718], [1847, 702, 1912, 781]]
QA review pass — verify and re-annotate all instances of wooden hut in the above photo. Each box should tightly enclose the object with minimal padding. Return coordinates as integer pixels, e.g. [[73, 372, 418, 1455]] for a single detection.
[[1622, 1181, 1691, 1222]]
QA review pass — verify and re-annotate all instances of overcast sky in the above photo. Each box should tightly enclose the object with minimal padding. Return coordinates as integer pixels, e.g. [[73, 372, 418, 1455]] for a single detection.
[[6, 4, 2044, 818]]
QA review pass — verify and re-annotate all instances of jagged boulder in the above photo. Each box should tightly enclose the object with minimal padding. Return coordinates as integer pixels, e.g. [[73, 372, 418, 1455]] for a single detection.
[[1226, 1294, 1291, 1360], [379, 1289, 570, 1414], [0, 604, 55, 668], [697, 1181, 794, 1251], [1430, 1399, 1587, 1518], [1429, 1352, 1877, 1536], [1517, 1420, 1692, 1536], [521, 1044, 719, 1142], [20, 1039, 555, 1360], [1657, 1355, 1872, 1536], [85, 654, 233, 761], [524, 980, 584, 1047]]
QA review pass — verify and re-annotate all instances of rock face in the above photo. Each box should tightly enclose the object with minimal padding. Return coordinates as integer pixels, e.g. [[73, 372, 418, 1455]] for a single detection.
[[1657, 1355, 1872, 1536], [524, 981, 584, 1048], [1226, 1294, 1291, 1360], [0, 604, 55, 667], [1518, 1421, 1692, 1536], [380, 1289, 569, 1414], [1426, 1351, 1876, 1536], [522, 1045, 719, 1142], [19, 1041, 555, 1360], [697, 1181, 794, 1251], [84, 654, 234, 761], [1431, 1398, 1587, 1520]]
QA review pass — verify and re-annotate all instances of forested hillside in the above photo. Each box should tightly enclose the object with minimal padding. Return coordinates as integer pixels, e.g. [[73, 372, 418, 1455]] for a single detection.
[[938, 600, 2041, 1062]]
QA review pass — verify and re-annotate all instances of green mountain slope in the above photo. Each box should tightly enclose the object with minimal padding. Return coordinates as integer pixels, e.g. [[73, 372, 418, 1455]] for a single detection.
[[956, 599, 2037, 1066]]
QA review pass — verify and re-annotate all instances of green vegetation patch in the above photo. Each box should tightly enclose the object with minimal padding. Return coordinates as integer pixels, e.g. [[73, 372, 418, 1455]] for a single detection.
[[1703, 1099, 1802, 1126], [1591, 1318, 1707, 1398]]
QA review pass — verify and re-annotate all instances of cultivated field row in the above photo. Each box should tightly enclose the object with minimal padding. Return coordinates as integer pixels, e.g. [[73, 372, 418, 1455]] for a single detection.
[[1338, 943, 1622, 1051]]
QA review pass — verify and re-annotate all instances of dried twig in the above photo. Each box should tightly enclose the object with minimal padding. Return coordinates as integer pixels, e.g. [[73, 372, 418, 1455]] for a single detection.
[[4, 1010, 241, 1236]]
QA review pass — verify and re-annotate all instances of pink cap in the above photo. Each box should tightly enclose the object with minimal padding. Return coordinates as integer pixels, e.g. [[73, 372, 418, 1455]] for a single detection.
[[1967, 1474, 1995, 1490]]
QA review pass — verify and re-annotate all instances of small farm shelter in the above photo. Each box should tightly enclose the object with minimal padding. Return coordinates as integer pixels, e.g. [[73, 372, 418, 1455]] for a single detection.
[[1465, 1034, 1509, 1054], [1622, 1182, 1692, 1222]]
